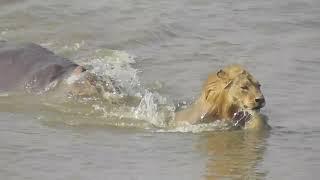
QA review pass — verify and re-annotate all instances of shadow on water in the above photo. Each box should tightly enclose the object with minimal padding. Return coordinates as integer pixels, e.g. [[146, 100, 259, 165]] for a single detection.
[[197, 130, 269, 180]]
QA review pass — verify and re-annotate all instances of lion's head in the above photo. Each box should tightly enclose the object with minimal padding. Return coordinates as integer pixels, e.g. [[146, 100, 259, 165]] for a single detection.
[[202, 64, 265, 121]]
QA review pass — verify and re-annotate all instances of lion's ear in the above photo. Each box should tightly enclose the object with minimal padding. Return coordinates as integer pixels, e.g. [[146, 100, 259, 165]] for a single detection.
[[217, 69, 228, 80], [241, 70, 247, 75]]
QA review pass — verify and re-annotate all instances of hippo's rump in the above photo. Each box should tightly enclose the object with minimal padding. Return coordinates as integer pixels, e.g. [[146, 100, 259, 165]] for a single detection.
[[0, 41, 78, 93]]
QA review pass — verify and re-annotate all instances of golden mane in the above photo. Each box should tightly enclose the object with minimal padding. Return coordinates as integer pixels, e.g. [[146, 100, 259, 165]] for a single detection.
[[202, 64, 245, 119], [174, 64, 249, 125]]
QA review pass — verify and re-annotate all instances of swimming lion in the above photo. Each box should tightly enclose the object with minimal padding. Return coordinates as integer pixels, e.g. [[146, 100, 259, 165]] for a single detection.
[[175, 64, 269, 129]]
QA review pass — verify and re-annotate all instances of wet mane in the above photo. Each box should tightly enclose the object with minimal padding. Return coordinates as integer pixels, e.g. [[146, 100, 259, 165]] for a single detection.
[[201, 65, 246, 118]]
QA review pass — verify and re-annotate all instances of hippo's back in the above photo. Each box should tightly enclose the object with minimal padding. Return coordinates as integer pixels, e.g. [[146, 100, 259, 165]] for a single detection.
[[0, 41, 78, 93]]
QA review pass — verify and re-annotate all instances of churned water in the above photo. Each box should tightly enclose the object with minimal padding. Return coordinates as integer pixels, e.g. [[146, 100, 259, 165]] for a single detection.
[[1, 0, 320, 179]]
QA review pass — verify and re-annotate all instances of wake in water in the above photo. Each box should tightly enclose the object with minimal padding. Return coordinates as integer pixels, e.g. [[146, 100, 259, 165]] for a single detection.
[[74, 48, 243, 132], [0, 42, 239, 133], [81, 49, 176, 129]]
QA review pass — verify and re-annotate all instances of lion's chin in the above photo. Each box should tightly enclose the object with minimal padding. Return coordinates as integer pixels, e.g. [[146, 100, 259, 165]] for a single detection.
[[244, 111, 271, 130]]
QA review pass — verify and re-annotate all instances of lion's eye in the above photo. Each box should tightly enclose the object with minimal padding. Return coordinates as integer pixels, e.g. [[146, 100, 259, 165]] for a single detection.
[[241, 86, 249, 90]]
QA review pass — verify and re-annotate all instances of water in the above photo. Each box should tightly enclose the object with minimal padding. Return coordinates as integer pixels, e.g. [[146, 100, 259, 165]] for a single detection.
[[1, 0, 320, 179]]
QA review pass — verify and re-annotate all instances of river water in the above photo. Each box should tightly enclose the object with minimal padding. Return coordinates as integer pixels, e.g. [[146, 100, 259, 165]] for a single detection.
[[1, 0, 320, 179]]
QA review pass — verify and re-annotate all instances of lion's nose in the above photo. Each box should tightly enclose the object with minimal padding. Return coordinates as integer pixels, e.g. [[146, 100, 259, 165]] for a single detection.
[[255, 97, 265, 106]]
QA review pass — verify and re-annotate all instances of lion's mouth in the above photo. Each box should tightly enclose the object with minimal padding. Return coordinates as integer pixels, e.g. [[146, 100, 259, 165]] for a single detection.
[[252, 104, 264, 110], [243, 105, 263, 111]]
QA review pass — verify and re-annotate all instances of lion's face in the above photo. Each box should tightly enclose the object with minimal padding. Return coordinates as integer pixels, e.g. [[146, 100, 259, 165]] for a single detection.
[[204, 65, 266, 115], [227, 71, 265, 111], [175, 64, 267, 126]]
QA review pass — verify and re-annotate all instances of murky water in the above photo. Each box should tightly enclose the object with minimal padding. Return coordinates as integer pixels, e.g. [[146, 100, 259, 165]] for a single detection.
[[1, 0, 320, 179]]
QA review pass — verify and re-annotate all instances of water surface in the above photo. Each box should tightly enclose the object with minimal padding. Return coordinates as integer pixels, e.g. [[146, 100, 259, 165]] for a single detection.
[[1, 0, 320, 179]]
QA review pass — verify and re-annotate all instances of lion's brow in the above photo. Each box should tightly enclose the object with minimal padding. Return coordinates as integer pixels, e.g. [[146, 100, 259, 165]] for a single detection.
[[247, 75, 259, 85]]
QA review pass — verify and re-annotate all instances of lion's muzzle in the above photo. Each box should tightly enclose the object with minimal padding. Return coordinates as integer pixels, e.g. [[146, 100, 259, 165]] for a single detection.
[[253, 96, 266, 110]]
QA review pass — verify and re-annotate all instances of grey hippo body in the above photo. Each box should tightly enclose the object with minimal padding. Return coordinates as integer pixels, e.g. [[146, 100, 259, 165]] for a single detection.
[[0, 41, 79, 93]]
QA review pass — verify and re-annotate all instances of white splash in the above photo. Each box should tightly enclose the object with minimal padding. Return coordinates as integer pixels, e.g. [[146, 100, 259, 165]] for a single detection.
[[62, 41, 85, 52], [84, 49, 142, 96], [82, 49, 175, 128], [40, 41, 85, 54], [134, 90, 174, 128], [59, 48, 232, 133], [66, 73, 82, 84]]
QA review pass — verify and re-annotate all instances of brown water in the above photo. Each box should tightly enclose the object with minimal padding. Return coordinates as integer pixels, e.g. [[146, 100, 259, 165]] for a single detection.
[[1, 0, 320, 179]]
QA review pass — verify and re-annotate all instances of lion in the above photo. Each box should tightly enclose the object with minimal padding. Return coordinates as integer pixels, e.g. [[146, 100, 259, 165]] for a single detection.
[[174, 64, 270, 130]]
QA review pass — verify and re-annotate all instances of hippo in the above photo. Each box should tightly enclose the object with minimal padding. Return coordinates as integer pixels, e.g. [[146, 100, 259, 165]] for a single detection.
[[0, 41, 115, 96]]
